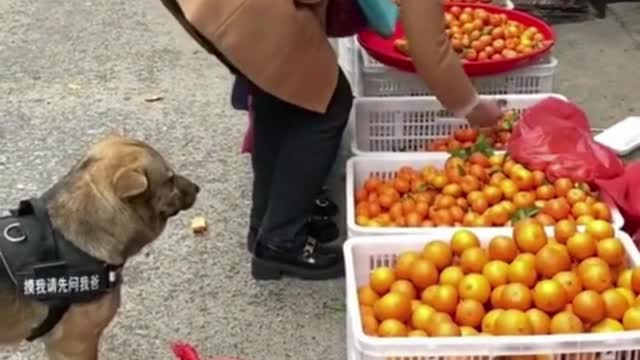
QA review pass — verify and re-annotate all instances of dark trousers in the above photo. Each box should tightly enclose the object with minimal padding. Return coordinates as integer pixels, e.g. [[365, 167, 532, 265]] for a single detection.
[[250, 68, 353, 250]]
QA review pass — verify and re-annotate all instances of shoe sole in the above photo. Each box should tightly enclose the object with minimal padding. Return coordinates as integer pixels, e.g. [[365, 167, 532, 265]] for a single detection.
[[251, 256, 344, 281]]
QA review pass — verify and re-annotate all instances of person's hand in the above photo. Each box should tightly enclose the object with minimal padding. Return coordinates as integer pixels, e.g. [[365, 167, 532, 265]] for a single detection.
[[465, 99, 503, 128]]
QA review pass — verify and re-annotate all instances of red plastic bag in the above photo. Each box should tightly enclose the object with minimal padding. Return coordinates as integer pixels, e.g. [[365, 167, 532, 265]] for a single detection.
[[506, 97, 625, 183], [594, 162, 640, 237]]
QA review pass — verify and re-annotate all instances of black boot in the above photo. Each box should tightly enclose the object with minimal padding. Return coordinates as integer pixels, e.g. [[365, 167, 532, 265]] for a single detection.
[[251, 239, 344, 280], [312, 187, 339, 218], [246, 217, 340, 253]]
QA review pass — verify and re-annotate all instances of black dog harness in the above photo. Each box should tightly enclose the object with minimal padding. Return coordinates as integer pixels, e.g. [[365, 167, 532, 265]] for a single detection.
[[0, 199, 122, 341]]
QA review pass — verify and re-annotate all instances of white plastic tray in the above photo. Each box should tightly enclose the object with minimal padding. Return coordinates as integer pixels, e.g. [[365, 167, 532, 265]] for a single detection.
[[345, 154, 625, 237], [350, 94, 567, 156], [594, 116, 640, 156], [344, 230, 640, 360]]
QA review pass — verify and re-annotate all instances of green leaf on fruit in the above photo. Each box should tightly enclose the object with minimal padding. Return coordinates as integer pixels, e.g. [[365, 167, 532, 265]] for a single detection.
[[511, 206, 541, 223]]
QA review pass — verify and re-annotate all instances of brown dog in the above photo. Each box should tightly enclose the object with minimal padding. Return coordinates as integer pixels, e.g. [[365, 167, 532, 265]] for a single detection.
[[0, 134, 200, 359]]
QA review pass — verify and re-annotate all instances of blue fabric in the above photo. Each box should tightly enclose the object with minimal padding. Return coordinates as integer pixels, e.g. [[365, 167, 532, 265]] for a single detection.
[[356, 0, 399, 38]]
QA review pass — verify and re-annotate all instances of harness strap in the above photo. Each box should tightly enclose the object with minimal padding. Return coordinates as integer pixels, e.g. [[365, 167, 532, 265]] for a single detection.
[[25, 303, 71, 342]]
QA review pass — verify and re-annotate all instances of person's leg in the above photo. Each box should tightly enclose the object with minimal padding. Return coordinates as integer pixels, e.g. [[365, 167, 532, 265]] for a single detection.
[[252, 69, 353, 280], [248, 86, 290, 252]]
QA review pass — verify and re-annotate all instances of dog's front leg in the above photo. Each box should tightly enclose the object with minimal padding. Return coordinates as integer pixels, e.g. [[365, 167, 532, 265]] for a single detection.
[[43, 287, 122, 360]]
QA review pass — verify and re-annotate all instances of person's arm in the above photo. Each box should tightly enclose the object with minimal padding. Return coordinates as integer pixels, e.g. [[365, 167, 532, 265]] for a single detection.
[[400, 0, 498, 124]]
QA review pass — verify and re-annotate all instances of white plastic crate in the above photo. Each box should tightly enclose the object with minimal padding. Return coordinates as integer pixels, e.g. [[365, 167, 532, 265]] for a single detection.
[[357, 46, 558, 97], [344, 230, 640, 360], [345, 154, 625, 237], [351, 94, 567, 156]]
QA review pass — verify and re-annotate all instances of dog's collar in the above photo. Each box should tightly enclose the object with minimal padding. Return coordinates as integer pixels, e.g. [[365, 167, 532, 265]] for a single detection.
[[0, 198, 124, 341]]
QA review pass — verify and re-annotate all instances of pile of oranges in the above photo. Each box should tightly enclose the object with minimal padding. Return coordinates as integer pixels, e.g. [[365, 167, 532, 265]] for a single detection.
[[394, 6, 550, 62], [354, 152, 613, 228], [425, 110, 516, 152], [358, 220, 640, 337]]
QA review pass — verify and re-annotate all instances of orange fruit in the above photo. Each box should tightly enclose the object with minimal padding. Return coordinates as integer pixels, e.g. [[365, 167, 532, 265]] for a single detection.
[[550, 311, 584, 334], [579, 262, 613, 292], [597, 238, 625, 266], [491, 285, 506, 308], [482, 309, 504, 334], [617, 269, 632, 289], [536, 184, 556, 200], [513, 219, 548, 253], [422, 240, 454, 270], [460, 326, 480, 336], [362, 314, 379, 336], [451, 229, 481, 256], [585, 219, 614, 240], [370, 267, 396, 295], [483, 185, 504, 205], [430, 322, 461, 337], [394, 251, 421, 280], [501, 283, 532, 311], [358, 286, 381, 306], [378, 319, 409, 337], [428, 284, 459, 315], [572, 202, 593, 218], [483, 260, 509, 287], [592, 202, 613, 221], [566, 233, 597, 261], [409, 259, 439, 290], [373, 292, 412, 322], [459, 247, 489, 274], [623, 306, 640, 330], [458, 273, 491, 304], [601, 288, 630, 320], [488, 236, 519, 262], [543, 198, 571, 221], [440, 266, 465, 287], [407, 329, 428, 337], [554, 219, 577, 244], [526, 308, 551, 335], [552, 271, 583, 302], [411, 304, 436, 331], [390, 280, 417, 300], [494, 309, 533, 335], [577, 257, 608, 274], [455, 299, 486, 328], [576, 215, 596, 226], [535, 244, 571, 278], [617, 288, 635, 307], [411, 299, 422, 312], [508, 259, 538, 288], [426, 312, 454, 334], [514, 253, 536, 268], [631, 267, 640, 293], [591, 318, 624, 332], [572, 290, 606, 324], [421, 285, 439, 304], [533, 279, 568, 313]]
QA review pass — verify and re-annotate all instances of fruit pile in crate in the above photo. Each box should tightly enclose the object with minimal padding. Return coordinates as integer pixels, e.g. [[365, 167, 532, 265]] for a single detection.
[[343, 226, 640, 359], [347, 151, 622, 234], [351, 94, 565, 156]]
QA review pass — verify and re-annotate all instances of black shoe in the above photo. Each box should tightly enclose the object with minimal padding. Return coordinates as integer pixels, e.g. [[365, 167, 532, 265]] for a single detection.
[[251, 239, 344, 280], [247, 218, 340, 253], [312, 187, 339, 218]]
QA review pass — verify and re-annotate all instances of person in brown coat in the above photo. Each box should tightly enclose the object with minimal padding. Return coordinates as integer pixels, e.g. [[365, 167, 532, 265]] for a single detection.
[[161, 0, 503, 281]]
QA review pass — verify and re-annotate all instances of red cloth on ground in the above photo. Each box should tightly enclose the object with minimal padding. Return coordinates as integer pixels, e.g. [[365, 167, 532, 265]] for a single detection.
[[172, 342, 243, 360]]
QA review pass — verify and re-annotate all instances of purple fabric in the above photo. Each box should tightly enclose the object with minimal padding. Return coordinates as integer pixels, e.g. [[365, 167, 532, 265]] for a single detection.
[[241, 96, 254, 154], [325, 0, 368, 37]]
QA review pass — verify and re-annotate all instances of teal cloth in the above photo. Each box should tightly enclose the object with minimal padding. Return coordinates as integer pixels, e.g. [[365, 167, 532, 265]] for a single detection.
[[357, 0, 399, 38]]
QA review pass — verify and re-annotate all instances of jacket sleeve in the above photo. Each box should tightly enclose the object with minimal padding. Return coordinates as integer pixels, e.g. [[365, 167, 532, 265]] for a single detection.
[[159, 0, 239, 75], [400, 0, 477, 114]]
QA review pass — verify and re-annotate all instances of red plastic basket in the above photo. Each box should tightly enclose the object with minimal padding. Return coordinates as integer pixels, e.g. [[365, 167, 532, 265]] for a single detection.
[[357, 3, 555, 77]]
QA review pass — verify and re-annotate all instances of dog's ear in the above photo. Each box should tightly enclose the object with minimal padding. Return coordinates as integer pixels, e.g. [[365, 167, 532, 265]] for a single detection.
[[113, 167, 148, 199]]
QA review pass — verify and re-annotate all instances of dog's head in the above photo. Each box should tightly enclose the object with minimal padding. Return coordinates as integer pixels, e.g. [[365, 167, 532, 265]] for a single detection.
[[47, 134, 200, 261]]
